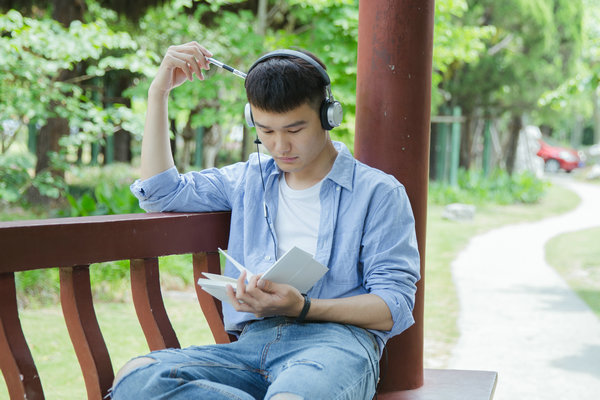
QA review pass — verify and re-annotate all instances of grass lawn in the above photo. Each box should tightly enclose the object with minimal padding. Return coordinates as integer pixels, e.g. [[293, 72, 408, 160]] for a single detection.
[[545, 226, 600, 318], [0, 182, 582, 397]]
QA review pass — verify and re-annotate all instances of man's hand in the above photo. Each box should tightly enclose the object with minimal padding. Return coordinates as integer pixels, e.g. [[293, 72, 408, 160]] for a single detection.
[[225, 271, 305, 318], [150, 42, 213, 96]]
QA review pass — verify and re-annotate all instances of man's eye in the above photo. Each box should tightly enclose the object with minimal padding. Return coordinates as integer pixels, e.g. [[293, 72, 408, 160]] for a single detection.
[[288, 129, 302, 134], [262, 129, 273, 134]]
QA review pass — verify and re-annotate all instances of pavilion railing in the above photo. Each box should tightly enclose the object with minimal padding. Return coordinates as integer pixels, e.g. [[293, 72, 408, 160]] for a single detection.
[[0, 212, 231, 400]]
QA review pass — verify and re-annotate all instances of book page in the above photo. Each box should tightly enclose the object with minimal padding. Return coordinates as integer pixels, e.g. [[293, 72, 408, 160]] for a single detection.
[[260, 247, 329, 293], [197, 247, 329, 305]]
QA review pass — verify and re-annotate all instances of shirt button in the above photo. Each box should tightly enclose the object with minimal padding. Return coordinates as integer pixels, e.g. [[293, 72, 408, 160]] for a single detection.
[[336, 187, 341, 191], [265, 256, 271, 261]]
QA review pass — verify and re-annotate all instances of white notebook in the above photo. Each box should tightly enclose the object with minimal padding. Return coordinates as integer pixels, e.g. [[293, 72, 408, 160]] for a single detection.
[[197, 247, 328, 306]]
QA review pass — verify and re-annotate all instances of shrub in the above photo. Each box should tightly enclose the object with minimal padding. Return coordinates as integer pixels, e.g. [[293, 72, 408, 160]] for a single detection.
[[0, 152, 65, 205], [63, 163, 143, 216], [428, 168, 548, 205]]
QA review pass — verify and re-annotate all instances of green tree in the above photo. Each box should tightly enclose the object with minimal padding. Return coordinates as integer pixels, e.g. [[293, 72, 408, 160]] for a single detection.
[[536, 0, 600, 145], [0, 9, 146, 201], [442, 0, 583, 173], [432, 0, 494, 113]]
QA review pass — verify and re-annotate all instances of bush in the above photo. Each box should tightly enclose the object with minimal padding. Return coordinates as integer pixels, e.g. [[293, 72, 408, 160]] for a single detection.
[[15, 269, 60, 307], [428, 168, 548, 205], [63, 163, 143, 216], [0, 152, 65, 206], [65, 182, 143, 216]]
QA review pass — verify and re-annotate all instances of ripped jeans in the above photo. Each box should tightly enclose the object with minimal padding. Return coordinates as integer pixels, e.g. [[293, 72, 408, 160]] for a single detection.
[[110, 317, 380, 400]]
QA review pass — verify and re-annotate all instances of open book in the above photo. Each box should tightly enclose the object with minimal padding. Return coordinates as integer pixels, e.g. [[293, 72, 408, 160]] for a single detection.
[[197, 247, 329, 306]]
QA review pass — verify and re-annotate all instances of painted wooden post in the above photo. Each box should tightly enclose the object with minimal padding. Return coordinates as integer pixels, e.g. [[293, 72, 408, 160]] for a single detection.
[[355, 0, 435, 392]]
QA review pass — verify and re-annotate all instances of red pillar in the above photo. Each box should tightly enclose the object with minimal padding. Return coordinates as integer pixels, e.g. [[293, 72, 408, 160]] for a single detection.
[[355, 0, 435, 393]]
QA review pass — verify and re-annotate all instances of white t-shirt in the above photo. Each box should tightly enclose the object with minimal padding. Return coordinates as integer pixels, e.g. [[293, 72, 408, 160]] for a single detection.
[[274, 175, 322, 258]]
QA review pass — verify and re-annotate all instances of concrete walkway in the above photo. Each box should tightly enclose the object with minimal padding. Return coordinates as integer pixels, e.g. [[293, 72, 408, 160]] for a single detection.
[[448, 178, 600, 400]]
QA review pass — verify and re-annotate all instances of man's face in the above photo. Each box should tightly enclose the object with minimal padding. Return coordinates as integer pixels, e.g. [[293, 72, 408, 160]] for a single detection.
[[252, 103, 332, 182]]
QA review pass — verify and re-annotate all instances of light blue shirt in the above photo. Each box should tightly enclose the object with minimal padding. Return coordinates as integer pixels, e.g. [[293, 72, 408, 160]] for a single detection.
[[131, 141, 420, 352]]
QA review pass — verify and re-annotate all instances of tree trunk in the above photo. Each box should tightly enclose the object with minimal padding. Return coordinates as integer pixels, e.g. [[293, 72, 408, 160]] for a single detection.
[[179, 119, 196, 169], [204, 125, 224, 169], [113, 129, 132, 162], [571, 114, 584, 148], [35, 117, 68, 176], [505, 114, 522, 175], [106, 73, 133, 163], [52, 0, 86, 26], [459, 113, 474, 169], [256, 0, 268, 35]]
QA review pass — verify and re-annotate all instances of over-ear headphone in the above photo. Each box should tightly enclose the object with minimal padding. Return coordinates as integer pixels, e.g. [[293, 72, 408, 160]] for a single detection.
[[244, 49, 343, 131]]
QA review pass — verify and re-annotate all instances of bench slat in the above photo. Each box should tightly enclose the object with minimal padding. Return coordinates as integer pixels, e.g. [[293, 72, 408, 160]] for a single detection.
[[0, 272, 45, 400], [130, 258, 180, 351], [60, 266, 114, 400]]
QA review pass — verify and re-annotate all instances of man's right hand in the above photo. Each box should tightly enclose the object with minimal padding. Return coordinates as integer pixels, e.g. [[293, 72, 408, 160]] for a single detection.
[[150, 42, 213, 96]]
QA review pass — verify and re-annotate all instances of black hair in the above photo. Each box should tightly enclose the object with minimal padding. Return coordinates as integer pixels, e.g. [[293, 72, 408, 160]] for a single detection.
[[245, 50, 328, 114]]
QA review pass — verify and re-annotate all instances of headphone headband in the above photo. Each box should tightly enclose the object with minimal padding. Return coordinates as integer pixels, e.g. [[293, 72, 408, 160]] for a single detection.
[[247, 49, 331, 86], [244, 49, 342, 131]]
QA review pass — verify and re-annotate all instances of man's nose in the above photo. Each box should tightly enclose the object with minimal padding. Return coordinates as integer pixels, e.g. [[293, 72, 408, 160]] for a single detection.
[[273, 132, 291, 153]]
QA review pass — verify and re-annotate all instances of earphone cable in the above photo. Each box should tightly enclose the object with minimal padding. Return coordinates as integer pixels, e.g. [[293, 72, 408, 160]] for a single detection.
[[255, 138, 278, 261], [255, 139, 266, 192]]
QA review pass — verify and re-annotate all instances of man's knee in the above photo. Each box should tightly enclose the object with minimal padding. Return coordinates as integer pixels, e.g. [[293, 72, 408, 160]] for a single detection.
[[270, 393, 303, 400], [112, 356, 157, 388]]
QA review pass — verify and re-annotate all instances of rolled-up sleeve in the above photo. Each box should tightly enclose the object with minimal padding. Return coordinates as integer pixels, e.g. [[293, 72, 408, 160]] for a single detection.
[[130, 165, 242, 212], [362, 185, 421, 338]]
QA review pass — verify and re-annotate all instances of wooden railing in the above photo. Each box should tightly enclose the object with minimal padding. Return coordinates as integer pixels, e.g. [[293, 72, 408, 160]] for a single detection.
[[0, 212, 231, 399], [0, 212, 497, 400]]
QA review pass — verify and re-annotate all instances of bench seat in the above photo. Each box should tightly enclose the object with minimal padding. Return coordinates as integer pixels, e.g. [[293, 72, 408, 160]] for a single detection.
[[379, 369, 498, 400]]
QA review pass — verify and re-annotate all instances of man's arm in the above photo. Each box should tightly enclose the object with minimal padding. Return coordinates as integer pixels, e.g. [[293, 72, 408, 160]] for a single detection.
[[140, 42, 212, 180], [306, 294, 393, 331], [226, 273, 394, 331]]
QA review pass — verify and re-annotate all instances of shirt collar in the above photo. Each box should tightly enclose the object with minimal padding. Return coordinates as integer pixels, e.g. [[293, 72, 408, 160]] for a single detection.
[[264, 140, 355, 191], [326, 141, 355, 191]]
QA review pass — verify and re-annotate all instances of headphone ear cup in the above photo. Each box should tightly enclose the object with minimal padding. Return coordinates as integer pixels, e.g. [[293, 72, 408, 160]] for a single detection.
[[320, 99, 343, 130], [245, 103, 255, 127]]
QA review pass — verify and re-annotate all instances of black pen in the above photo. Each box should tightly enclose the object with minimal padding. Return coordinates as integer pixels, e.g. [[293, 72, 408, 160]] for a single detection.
[[207, 57, 247, 79]]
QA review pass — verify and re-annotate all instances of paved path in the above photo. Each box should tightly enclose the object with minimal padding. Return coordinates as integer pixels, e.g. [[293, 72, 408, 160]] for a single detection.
[[448, 178, 600, 400]]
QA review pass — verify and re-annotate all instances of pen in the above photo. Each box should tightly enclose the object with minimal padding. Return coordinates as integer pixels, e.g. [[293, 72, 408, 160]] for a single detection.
[[207, 57, 247, 79]]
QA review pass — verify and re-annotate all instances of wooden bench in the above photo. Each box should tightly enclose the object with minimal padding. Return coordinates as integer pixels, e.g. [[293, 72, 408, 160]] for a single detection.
[[0, 212, 496, 399]]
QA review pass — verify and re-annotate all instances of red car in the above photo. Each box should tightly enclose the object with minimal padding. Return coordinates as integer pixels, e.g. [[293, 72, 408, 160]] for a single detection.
[[536, 139, 581, 173]]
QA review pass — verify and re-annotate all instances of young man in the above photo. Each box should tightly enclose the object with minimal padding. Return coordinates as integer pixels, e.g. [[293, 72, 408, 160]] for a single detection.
[[111, 41, 420, 400]]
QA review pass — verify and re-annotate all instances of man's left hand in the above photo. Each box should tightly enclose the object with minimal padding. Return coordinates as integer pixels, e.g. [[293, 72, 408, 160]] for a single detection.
[[225, 271, 304, 318]]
